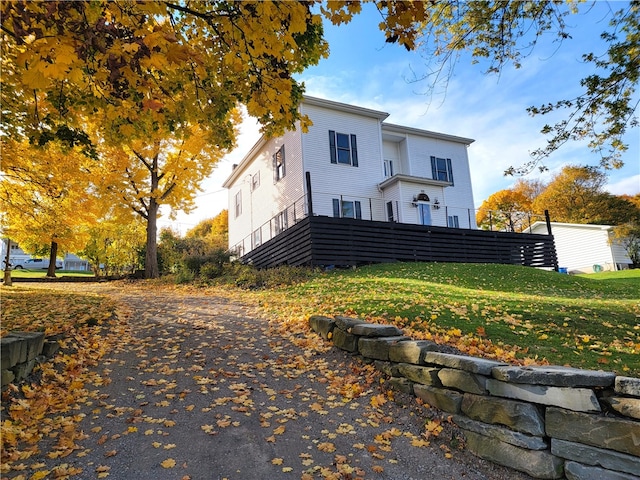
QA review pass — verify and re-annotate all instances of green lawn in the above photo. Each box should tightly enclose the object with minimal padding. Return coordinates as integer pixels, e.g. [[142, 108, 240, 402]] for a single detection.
[[256, 263, 640, 376], [6, 269, 95, 278]]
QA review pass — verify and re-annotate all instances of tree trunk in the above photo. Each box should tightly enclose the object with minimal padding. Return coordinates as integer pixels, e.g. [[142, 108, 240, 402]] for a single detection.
[[3, 238, 12, 286], [145, 198, 160, 279], [47, 241, 58, 278]]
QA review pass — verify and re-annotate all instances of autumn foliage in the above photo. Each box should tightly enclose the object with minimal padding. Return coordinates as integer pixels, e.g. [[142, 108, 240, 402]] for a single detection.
[[1, 0, 328, 278], [477, 166, 640, 231], [1, 288, 126, 477]]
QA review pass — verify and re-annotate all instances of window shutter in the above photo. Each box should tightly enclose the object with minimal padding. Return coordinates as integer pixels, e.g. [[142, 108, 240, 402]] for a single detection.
[[281, 146, 286, 179], [447, 158, 454, 185], [332, 199, 340, 217], [430, 156, 437, 180], [350, 134, 358, 167], [273, 152, 278, 183], [355, 201, 362, 219], [329, 130, 337, 164]]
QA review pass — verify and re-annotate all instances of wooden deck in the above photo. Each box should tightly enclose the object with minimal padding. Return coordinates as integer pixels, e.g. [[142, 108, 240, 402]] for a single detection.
[[241, 216, 558, 270]]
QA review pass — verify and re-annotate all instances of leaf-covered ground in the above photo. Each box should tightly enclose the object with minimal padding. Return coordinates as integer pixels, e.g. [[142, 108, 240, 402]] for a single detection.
[[1, 282, 533, 480], [1, 287, 130, 479]]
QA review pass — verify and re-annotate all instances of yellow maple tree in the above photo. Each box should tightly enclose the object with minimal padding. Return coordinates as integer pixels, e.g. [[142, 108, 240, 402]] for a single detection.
[[0, 139, 100, 277], [2, 1, 328, 278], [2, 1, 327, 141]]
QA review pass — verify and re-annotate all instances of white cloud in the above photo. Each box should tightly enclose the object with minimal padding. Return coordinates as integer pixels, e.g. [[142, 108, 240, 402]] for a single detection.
[[606, 174, 640, 196]]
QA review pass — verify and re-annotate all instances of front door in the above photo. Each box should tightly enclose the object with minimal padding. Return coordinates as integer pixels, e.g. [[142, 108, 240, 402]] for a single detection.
[[419, 203, 431, 225]]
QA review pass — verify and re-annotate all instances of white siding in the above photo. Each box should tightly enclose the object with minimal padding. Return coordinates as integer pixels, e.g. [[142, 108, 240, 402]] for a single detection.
[[390, 180, 447, 226], [531, 223, 632, 273], [383, 141, 399, 162], [300, 102, 384, 220], [611, 238, 633, 266], [226, 128, 304, 251], [404, 135, 476, 225]]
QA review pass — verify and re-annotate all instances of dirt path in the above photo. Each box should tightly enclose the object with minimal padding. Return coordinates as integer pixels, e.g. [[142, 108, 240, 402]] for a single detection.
[[12, 284, 533, 480]]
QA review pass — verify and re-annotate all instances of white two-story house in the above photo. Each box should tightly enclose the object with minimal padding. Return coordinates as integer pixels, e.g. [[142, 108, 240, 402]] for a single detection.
[[223, 96, 477, 257]]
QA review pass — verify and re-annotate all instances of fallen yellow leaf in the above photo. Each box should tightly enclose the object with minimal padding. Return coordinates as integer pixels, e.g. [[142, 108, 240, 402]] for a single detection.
[[318, 442, 336, 453]]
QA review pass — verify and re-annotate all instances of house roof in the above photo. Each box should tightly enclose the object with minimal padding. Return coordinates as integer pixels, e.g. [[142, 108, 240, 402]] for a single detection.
[[302, 95, 390, 120], [527, 221, 615, 233], [378, 174, 452, 190], [382, 122, 475, 145], [222, 136, 268, 188], [304, 96, 475, 144]]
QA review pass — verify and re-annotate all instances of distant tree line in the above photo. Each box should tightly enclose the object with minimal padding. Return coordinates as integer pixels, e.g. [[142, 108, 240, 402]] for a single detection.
[[477, 165, 640, 265]]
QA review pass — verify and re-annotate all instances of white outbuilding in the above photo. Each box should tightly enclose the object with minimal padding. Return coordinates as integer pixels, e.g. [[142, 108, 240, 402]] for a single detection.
[[527, 222, 632, 273]]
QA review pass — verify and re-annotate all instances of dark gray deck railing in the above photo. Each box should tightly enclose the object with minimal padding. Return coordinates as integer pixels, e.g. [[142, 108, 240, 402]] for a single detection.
[[237, 215, 557, 270], [230, 193, 551, 259]]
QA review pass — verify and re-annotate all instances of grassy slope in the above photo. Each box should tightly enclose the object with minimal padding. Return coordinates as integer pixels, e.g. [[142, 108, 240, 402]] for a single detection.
[[256, 263, 640, 376]]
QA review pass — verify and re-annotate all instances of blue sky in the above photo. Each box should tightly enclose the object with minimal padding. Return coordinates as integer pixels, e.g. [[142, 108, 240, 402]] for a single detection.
[[162, 2, 639, 234]]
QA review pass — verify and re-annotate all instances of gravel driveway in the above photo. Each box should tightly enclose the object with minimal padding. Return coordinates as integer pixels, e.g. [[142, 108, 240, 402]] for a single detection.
[[10, 283, 534, 480]]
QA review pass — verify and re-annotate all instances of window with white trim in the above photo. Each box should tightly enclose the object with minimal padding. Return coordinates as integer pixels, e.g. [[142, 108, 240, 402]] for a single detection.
[[329, 131, 358, 166], [333, 199, 362, 219], [431, 156, 454, 184], [386, 201, 395, 222], [383, 159, 394, 178], [274, 211, 288, 235], [252, 229, 262, 248], [251, 171, 260, 191], [273, 146, 285, 181], [234, 191, 242, 218], [448, 215, 460, 228]]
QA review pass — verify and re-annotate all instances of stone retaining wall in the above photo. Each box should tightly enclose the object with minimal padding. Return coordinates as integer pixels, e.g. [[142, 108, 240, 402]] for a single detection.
[[309, 315, 640, 480], [1, 332, 60, 388]]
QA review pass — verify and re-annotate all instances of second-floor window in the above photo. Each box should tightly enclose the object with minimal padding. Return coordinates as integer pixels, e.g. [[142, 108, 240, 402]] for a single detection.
[[251, 171, 260, 191], [273, 146, 285, 181], [234, 191, 242, 218], [431, 156, 454, 185], [329, 130, 358, 166], [384, 159, 394, 178]]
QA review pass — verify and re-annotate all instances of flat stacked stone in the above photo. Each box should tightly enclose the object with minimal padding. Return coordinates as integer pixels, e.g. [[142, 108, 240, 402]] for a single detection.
[[551, 439, 640, 477], [461, 392, 545, 436], [546, 407, 640, 457], [464, 430, 564, 479], [331, 316, 365, 352], [308, 315, 335, 341], [424, 351, 508, 374], [414, 384, 463, 414], [488, 366, 611, 412], [388, 340, 442, 364]]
